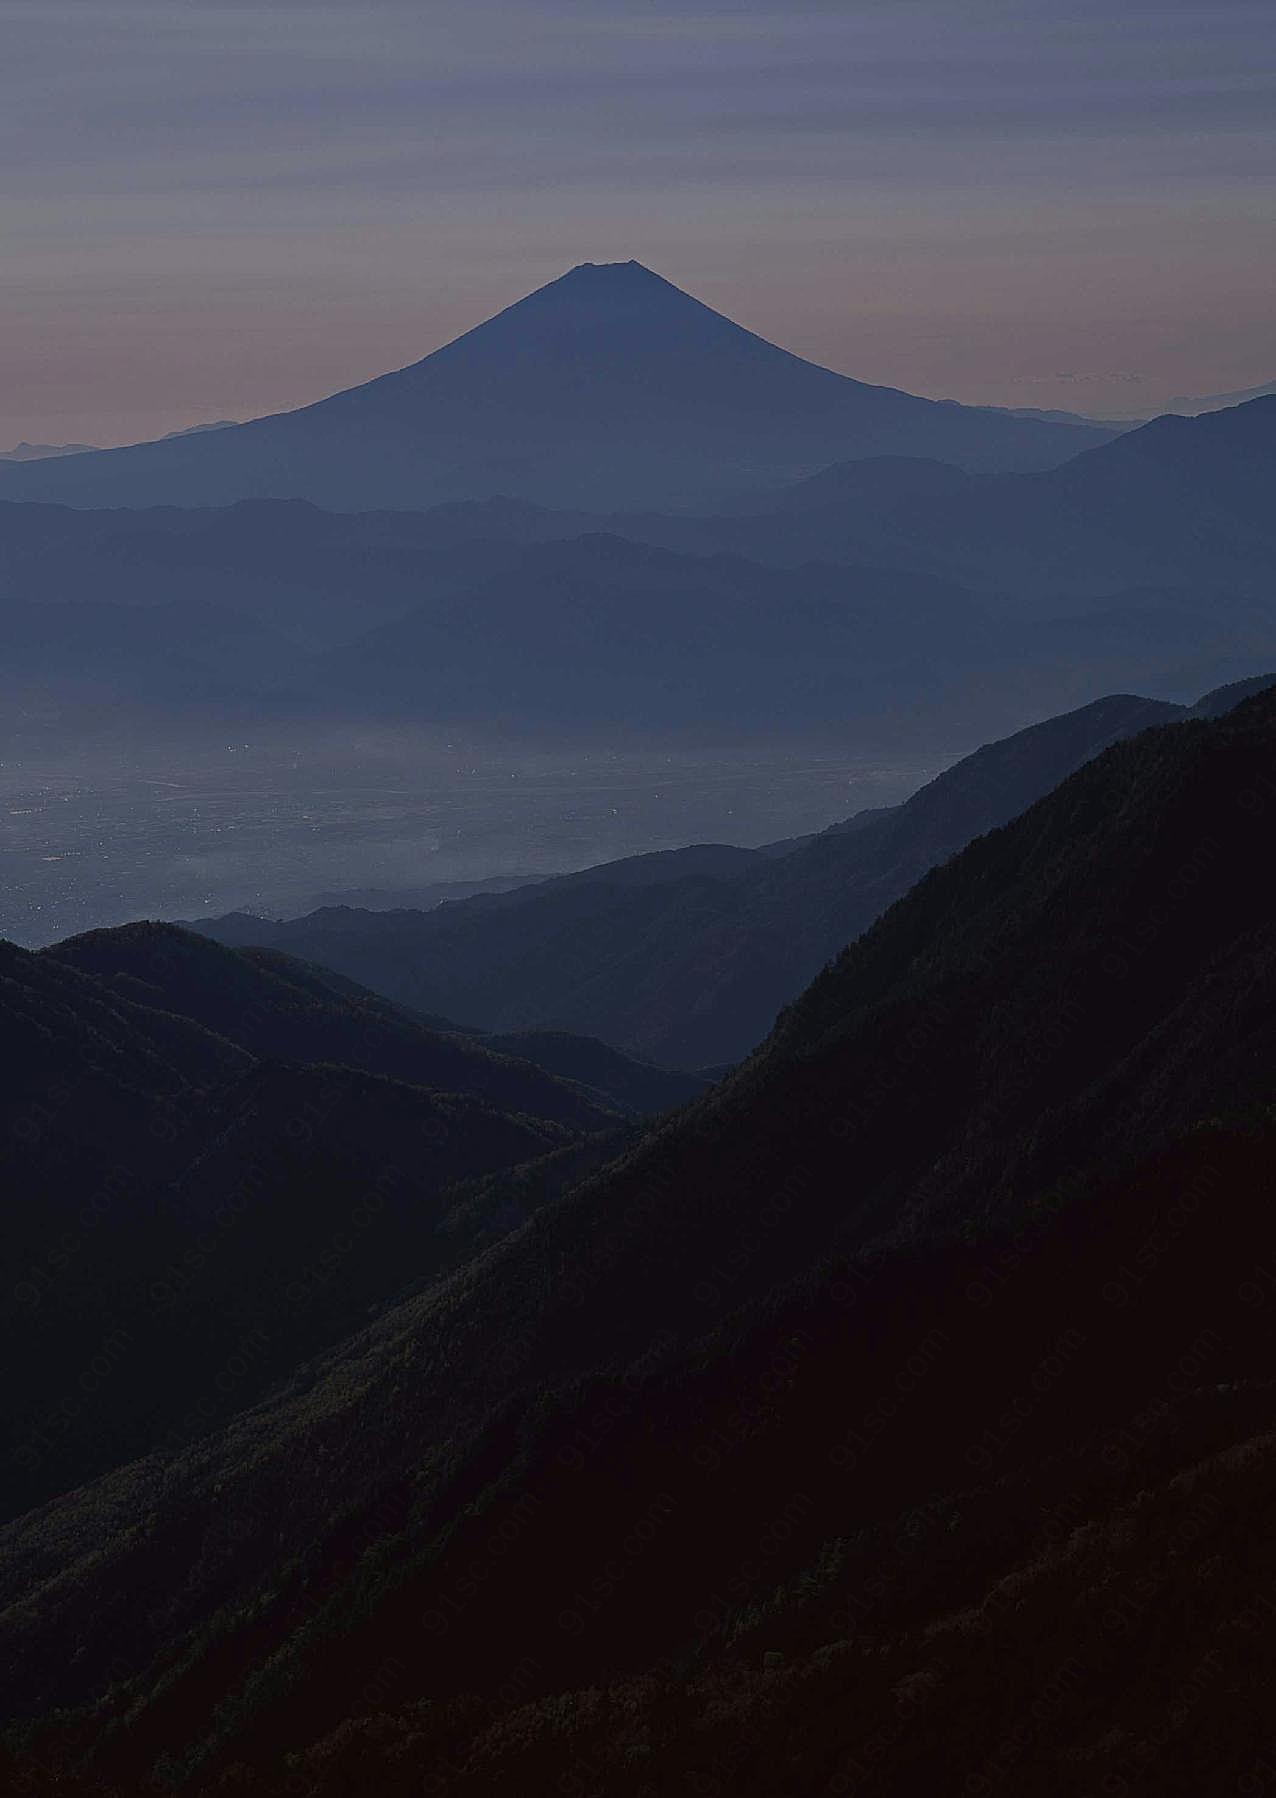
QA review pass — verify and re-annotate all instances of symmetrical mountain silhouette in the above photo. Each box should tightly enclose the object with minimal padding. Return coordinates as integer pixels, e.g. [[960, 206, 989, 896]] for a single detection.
[[5, 251, 1276, 1798], [6, 686, 1276, 1796], [195, 682, 1262, 1067], [0, 263, 1113, 514]]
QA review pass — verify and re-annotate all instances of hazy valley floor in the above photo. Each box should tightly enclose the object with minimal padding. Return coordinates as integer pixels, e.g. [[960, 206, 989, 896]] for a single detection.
[[0, 709, 952, 944]]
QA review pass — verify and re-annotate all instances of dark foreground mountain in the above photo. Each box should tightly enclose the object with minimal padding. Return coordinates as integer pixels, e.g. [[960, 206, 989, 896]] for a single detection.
[[0, 263, 1113, 515], [195, 689, 1188, 1066], [0, 926, 703, 1518], [5, 688, 1276, 1796]]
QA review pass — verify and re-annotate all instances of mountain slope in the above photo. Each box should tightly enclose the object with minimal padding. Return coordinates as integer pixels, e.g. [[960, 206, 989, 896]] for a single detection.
[[42, 923, 622, 1131], [482, 1028, 707, 1117], [0, 495, 565, 652], [0, 263, 1114, 514], [5, 691, 1276, 1795], [1191, 668, 1276, 716], [0, 927, 641, 1519], [285, 532, 1027, 732], [631, 395, 1276, 605], [60, 923, 705, 1118], [3, 403, 1270, 730], [196, 691, 1184, 1065], [0, 594, 298, 703]]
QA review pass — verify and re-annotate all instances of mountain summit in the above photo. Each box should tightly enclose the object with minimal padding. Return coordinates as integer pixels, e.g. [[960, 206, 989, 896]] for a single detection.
[[0, 262, 1114, 512]]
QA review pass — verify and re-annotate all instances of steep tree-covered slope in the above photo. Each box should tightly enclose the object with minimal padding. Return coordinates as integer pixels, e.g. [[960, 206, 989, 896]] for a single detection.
[[46, 923, 705, 1119], [43, 924, 627, 1129], [0, 928, 639, 1519], [5, 688, 1276, 1794]]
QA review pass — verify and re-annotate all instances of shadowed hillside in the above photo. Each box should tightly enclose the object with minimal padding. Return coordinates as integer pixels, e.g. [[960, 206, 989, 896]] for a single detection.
[[0, 926, 681, 1519], [4, 689, 1276, 1793]]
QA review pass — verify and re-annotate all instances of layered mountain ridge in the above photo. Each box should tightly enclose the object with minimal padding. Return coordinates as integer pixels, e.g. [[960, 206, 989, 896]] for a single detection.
[[5, 685, 1276, 1796], [1, 397, 1271, 742], [4, 242, 1276, 1798], [192, 684, 1239, 1067]]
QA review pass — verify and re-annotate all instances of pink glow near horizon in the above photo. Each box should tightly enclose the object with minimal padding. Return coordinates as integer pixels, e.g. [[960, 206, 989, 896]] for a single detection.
[[3, 0, 1273, 446]]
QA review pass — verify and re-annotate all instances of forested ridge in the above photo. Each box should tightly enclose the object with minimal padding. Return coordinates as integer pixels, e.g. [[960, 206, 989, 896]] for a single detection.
[[4, 688, 1276, 1793]]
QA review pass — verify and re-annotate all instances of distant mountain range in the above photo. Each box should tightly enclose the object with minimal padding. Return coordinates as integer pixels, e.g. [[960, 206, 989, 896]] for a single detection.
[[193, 677, 1272, 1067], [0, 493, 573, 655], [630, 393, 1276, 602], [0, 262, 1116, 514], [1004, 374, 1276, 424], [159, 419, 238, 441], [1, 396, 1271, 732], [1163, 374, 1276, 413], [7, 681, 1276, 1797], [0, 440, 96, 462]]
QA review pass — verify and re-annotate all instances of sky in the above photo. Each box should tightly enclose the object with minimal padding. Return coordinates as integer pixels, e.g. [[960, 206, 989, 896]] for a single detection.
[[4, 0, 1274, 446]]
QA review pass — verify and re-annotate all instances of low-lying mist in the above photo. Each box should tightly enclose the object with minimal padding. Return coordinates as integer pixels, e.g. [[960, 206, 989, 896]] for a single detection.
[[0, 703, 953, 945]]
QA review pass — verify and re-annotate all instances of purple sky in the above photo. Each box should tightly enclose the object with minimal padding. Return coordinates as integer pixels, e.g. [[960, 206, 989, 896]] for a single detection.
[[5, 0, 1274, 446]]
